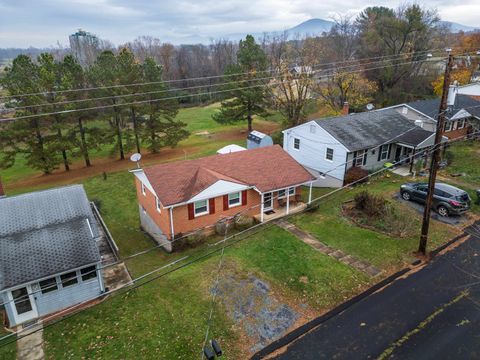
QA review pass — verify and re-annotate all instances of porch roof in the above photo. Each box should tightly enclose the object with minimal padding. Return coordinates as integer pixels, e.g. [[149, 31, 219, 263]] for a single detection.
[[394, 127, 435, 148]]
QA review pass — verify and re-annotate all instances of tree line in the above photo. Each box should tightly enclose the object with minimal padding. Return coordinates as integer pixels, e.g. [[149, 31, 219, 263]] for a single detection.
[[0, 49, 188, 174], [2, 4, 479, 175]]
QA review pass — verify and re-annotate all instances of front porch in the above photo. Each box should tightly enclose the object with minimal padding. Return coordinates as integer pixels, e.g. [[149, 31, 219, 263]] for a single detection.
[[254, 201, 308, 222]]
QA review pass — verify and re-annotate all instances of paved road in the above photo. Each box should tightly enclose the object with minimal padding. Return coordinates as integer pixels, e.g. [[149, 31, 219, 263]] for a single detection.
[[271, 222, 480, 360]]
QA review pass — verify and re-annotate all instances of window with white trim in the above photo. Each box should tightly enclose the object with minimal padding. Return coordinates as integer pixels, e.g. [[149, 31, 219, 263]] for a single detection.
[[310, 124, 316, 134], [444, 121, 453, 132], [380, 144, 389, 161], [293, 138, 300, 150], [141, 182, 146, 196], [288, 187, 295, 195], [155, 196, 161, 213], [278, 189, 286, 198], [354, 149, 367, 166], [457, 119, 466, 129], [60, 271, 78, 288], [194, 199, 209, 216], [325, 147, 334, 161], [81, 266, 98, 281], [39, 277, 58, 294], [228, 192, 241, 207]]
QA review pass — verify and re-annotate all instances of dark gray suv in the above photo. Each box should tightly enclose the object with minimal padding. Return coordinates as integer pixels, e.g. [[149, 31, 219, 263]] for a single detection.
[[400, 182, 471, 217]]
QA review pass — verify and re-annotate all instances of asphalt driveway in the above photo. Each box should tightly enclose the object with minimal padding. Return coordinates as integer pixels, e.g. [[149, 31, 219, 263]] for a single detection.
[[394, 193, 469, 225], [260, 222, 480, 360]]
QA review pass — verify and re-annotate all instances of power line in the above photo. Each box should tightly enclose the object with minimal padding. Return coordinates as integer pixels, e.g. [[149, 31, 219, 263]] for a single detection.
[[0, 58, 439, 122], [0, 48, 445, 101], [6, 53, 429, 111], [0, 131, 477, 348]]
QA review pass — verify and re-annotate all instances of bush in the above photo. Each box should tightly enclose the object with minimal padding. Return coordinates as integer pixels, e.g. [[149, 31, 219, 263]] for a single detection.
[[270, 130, 283, 146], [235, 214, 255, 231], [215, 219, 232, 235], [344, 166, 369, 185], [354, 191, 388, 217]]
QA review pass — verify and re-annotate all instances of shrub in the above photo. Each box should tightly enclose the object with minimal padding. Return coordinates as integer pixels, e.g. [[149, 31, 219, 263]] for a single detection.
[[354, 191, 388, 218], [344, 166, 369, 185], [235, 214, 255, 231], [270, 130, 283, 146]]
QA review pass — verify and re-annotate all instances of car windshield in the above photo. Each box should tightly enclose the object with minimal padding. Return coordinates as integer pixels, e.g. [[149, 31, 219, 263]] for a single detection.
[[456, 193, 470, 202]]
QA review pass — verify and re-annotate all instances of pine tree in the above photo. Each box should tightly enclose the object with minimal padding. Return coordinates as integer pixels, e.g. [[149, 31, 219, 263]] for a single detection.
[[140, 57, 188, 153], [213, 35, 269, 131], [1, 55, 60, 174], [88, 50, 130, 160]]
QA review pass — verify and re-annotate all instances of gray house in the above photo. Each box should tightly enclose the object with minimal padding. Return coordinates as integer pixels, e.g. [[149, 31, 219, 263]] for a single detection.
[[283, 109, 441, 187], [0, 185, 105, 327]]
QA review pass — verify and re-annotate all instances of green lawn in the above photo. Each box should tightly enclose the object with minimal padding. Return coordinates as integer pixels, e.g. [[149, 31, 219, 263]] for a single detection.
[[293, 174, 458, 269], [1, 102, 281, 189], [445, 140, 480, 187], [37, 226, 368, 359]]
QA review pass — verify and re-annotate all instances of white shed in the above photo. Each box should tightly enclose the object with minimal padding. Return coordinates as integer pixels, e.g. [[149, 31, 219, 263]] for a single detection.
[[247, 130, 273, 150], [216, 144, 246, 154]]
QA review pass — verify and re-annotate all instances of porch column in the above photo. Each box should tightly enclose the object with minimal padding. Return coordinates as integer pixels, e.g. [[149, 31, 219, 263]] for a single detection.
[[308, 181, 313, 204], [286, 189, 290, 215], [409, 146, 417, 174], [260, 193, 264, 222]]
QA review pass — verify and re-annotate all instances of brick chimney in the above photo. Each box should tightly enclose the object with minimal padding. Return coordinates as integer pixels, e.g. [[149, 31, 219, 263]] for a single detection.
[[0, 177, 5, 198], [341, 101, 349, 115]]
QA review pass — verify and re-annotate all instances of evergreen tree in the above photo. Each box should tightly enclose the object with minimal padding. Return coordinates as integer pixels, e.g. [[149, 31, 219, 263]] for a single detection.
[[37, 53, 72, 171], [61, 55, 105, 167], [140, 57, 188, 153], [213, 35, 269, 132], [1, 55, 60, 174], [88, 50, 130, 160]]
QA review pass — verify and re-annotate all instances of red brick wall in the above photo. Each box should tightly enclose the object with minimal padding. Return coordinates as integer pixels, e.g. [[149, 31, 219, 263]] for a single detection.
[[135, 178, 304, 239], [135, 177, 172, 238], [444, 125, 469, 140], [171, 189, 261, 235]]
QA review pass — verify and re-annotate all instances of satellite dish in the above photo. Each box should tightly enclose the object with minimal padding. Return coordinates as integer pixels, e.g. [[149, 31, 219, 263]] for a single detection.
[[130, 153, 142, 168], [366, 103, 375, 111]]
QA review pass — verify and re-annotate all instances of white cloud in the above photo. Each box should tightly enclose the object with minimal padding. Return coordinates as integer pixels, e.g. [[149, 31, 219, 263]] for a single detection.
[[0, 0, 478, 48]]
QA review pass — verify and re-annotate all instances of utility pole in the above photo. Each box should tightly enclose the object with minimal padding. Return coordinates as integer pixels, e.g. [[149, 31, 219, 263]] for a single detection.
[[418, 54, 454, 255]]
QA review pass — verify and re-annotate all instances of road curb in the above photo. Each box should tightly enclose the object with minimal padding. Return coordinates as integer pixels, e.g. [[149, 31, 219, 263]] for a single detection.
[[251, 266, 410, 360], [251, 228, 471, 360]]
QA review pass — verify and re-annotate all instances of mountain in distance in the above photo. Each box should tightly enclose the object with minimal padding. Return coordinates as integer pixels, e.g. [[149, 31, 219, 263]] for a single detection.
[[439, 21, 479, 33], [286, 18, 335, 36]]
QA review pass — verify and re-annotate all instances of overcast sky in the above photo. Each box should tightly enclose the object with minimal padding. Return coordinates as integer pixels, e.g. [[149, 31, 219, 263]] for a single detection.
[[1, 0, 479, 48]]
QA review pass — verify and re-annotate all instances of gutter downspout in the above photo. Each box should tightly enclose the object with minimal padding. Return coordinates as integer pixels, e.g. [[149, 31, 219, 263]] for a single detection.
[[260, 193, 264, 222], [308, 181, 313, 204], [169, 207, 175, 241]]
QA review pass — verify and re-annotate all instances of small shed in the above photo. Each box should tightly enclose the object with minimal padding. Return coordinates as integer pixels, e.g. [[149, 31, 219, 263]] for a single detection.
[[247, 130, 273, 150], [217, 144, 246, 155]]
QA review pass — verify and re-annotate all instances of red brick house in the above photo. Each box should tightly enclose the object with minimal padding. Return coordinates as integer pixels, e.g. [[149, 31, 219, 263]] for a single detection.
[[132, 145, 314, 251]]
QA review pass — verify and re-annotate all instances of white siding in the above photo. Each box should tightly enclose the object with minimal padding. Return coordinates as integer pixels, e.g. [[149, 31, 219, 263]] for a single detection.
[[283, 121, 348, 182], [457, 83, 480, 97]]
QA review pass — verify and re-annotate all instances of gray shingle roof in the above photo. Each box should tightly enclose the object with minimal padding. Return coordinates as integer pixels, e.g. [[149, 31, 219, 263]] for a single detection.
[[407, 94, 480, 120], [395, 127, 434, 147], [315, 109, 428, 152], [0, 185, 101, 291]]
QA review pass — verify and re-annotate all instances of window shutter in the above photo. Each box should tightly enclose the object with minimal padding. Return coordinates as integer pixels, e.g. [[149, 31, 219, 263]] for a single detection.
[[242, 191, 247, 206], [188, 203, 194, 220], [223, 195, 229, 210], [209, 198, 215, 214], [387, 144, 392, 158], [363, 150, 368, 166], [353, 151, 357, 165], [377, 146, 382, 162]]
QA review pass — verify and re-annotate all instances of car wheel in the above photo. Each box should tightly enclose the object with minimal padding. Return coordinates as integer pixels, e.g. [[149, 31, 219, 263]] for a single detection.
[[401, 191, 411, 201], [437, 205, 449, 217]]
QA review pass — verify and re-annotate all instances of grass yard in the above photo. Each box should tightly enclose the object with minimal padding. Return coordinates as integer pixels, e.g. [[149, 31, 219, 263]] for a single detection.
[[294, 174, 459, 269], [36, 226, 369, 359], [1, 102, 281, 191]]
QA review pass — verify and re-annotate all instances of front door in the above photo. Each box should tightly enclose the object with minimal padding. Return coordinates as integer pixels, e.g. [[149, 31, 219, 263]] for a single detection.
[[8, 285, 38, 325], [395, 146, 402, 162], [263, 192, 273, 211]]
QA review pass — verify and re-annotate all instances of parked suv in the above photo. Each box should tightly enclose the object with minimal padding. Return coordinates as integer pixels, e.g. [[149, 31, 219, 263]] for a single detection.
[[400, 182, 471, 217]]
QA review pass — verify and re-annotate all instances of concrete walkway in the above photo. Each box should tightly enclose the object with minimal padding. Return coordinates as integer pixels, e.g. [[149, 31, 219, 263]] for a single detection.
[[276, 220, 382, 278], [17, 323, 44, 360]]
